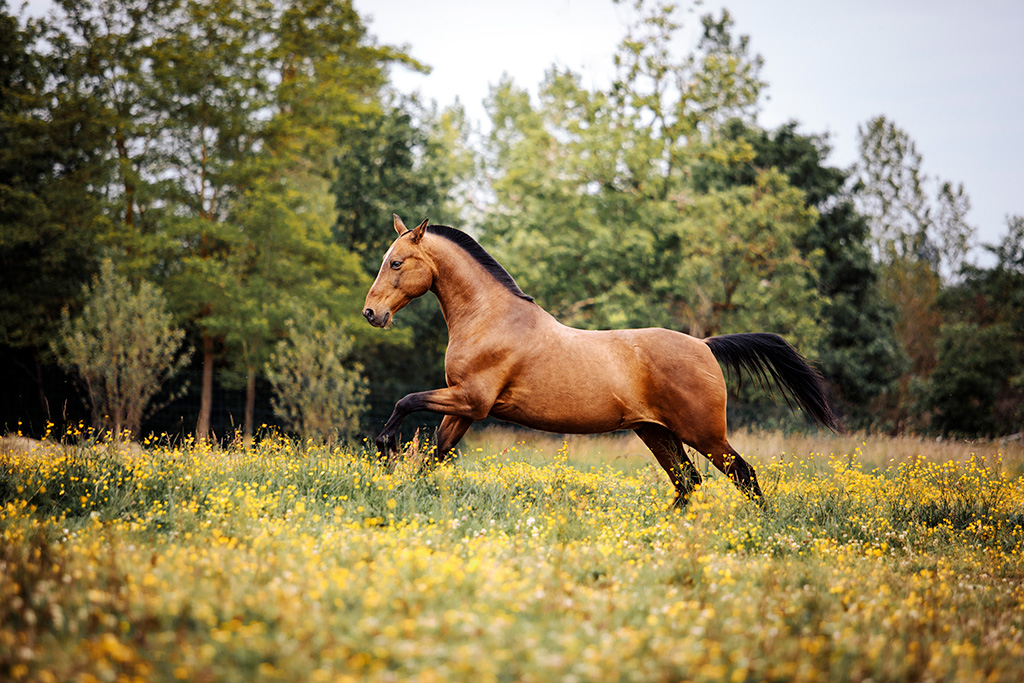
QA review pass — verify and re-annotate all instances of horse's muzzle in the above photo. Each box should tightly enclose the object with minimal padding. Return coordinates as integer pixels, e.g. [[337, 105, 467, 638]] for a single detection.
[[363, 308, 390, 328]]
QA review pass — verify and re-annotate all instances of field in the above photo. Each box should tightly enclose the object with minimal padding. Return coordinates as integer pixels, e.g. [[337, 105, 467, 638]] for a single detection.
[[2, 427, 1024, 682]]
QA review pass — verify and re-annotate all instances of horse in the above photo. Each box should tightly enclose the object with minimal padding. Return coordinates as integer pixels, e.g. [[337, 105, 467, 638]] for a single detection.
[[362, 215, 839, 508]]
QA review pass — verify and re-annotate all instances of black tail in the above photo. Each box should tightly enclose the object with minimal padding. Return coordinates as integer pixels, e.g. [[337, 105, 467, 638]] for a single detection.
[[705, 333, 841, 432]]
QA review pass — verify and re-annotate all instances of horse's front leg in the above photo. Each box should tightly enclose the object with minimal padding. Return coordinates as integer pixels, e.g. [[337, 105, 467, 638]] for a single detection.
[[375, 387, 485, 463]]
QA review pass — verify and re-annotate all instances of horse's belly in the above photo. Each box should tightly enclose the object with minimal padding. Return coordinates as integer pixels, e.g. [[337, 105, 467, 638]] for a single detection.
[[488, 404, 629, 434], [488, 383, 642, 434]]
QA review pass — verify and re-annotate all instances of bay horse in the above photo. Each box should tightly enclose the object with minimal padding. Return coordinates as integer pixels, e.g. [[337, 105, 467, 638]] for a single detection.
[[362, 215, 839, 508]]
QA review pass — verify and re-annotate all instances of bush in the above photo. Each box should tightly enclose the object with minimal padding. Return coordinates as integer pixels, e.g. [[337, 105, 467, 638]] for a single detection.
[[51, 261, 189, 440], [265, 309, 367, 445]]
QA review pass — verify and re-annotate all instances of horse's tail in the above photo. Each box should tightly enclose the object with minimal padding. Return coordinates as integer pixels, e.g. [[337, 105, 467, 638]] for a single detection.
[[704, 332, 841, 433]]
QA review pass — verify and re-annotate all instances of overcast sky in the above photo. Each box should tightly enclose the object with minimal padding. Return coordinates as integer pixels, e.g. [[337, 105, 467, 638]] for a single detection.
[[358, 0, 1024, 252]]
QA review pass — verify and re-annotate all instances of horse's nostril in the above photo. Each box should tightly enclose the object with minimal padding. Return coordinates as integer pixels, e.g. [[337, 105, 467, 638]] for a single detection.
[[363, 308, 374, 321]]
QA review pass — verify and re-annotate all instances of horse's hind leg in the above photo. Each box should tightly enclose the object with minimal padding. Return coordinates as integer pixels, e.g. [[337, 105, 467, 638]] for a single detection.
[[635, 424, 703, 509], [689, 435, 764, 506]]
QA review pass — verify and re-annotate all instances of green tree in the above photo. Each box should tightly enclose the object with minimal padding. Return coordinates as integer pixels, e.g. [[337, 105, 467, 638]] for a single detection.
[[481, 5, 823, 355], [854, 116, 932, 264], [2, 0, 431, 439], [334, 94, 472, 268], [211, 170, 368, 445], [41, 0, 207, 299], [0, 2, 116, 430], [265, 309, 367, 445], [934, 215, 1024, 435], [927, 322, 1018, 437], [852, 116, 982, 430], [692, 119, 905, 428], [52, 261, 189, 440], [853, 115, 976, 279], [142, 0, 287, 442], [157, 0, 420, 443], [0, 2, 107, 353], [36, 0, 415, 442]]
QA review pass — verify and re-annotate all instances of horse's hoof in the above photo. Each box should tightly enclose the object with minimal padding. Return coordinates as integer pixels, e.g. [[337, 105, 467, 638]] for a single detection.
[[374, 433, 392, 453]]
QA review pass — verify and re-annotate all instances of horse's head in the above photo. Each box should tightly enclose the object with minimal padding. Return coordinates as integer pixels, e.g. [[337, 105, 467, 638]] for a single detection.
[[362, 214, 434, 328]]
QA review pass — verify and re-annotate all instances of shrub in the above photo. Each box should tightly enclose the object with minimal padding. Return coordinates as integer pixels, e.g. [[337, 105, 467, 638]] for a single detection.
[[51, 261, 189, 440], [265, 309, 367, 445]]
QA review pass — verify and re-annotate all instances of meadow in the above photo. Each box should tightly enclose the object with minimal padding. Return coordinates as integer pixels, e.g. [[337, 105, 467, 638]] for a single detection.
[[2, 426, 1023, 682]]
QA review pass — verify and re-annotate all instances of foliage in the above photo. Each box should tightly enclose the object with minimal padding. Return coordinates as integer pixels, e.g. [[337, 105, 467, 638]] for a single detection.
[[806, 200, 906, 427], [265, 309, 368, 445], [934, 215, 1024, 435], [481, 6, 822, 354], [18, 0, 418, 441], [853, 115, 975, 280], [693, 119, 905, 428], [850, 117, 1012, 432], [926, 323, 1019, 437], [853, 116, 932, 263], [1, 431, 1023, 681], [51, 261, 189, 439], [0, 3, 107, 352], [4, 0, 1023, 439], [334, 93, 474, 269]]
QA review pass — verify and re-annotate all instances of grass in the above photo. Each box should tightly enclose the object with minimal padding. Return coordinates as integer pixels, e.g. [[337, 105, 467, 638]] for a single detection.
[[2, 425, 1023, 682]]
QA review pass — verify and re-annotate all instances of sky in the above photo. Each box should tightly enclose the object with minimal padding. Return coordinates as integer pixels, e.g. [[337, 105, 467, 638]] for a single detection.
[[356, 0, 1024, 252], [19, 0, 1024, 252]]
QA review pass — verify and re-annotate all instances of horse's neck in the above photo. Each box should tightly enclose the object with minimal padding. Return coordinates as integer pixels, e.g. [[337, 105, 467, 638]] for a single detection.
[[428, 242, 531, 332]]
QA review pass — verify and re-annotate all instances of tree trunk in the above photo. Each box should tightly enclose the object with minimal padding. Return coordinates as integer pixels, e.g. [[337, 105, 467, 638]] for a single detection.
[[196, 332, 215, 443], [244, 366, 256, 449], [115, 131, 135, 228]]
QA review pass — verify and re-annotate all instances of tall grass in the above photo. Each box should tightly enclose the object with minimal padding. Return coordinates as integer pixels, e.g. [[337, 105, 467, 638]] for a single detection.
[[2, 427, 1023, 682], [464, 425, 1024, 474]]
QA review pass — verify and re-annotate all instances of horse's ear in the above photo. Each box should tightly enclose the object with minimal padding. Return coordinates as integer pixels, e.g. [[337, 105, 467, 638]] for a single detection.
[[393, 214, 407, 235], [409, 218, 429, 244]]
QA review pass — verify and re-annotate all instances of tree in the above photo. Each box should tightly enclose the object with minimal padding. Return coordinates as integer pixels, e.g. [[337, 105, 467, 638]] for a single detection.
[[808, 200, 906, 428], [851, 115, 984, 429], [0, 0, 454, 440], [853, 115, 975, 279], [0, 2, 118, 432], [934, 215, 1024, 435], [853, 116, 931, 264], [52, 261, 189, 440], [0, 3, 108, 351], [265, 309, 367, 445], [141, 0, 300, 443], [35, 0, 416, 442], [209, 170, 368, 445], [692, 119, 906, 428], [480, 5, 823, 356], [334, 94, 472, 268], [934, 180, 974, 281], [926, 323, 1018, 437]]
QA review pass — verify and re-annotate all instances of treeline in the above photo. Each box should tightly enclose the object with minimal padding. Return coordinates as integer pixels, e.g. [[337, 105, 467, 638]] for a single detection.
[[1, 0, 1020, 443]]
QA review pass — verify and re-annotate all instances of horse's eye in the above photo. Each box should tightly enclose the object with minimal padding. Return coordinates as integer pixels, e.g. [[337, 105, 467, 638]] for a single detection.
[[390, 260, 403, 270]]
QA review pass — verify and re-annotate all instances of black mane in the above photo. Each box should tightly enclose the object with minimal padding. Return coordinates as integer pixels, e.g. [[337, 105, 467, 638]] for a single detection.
[[426, 225, 534, 302]]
